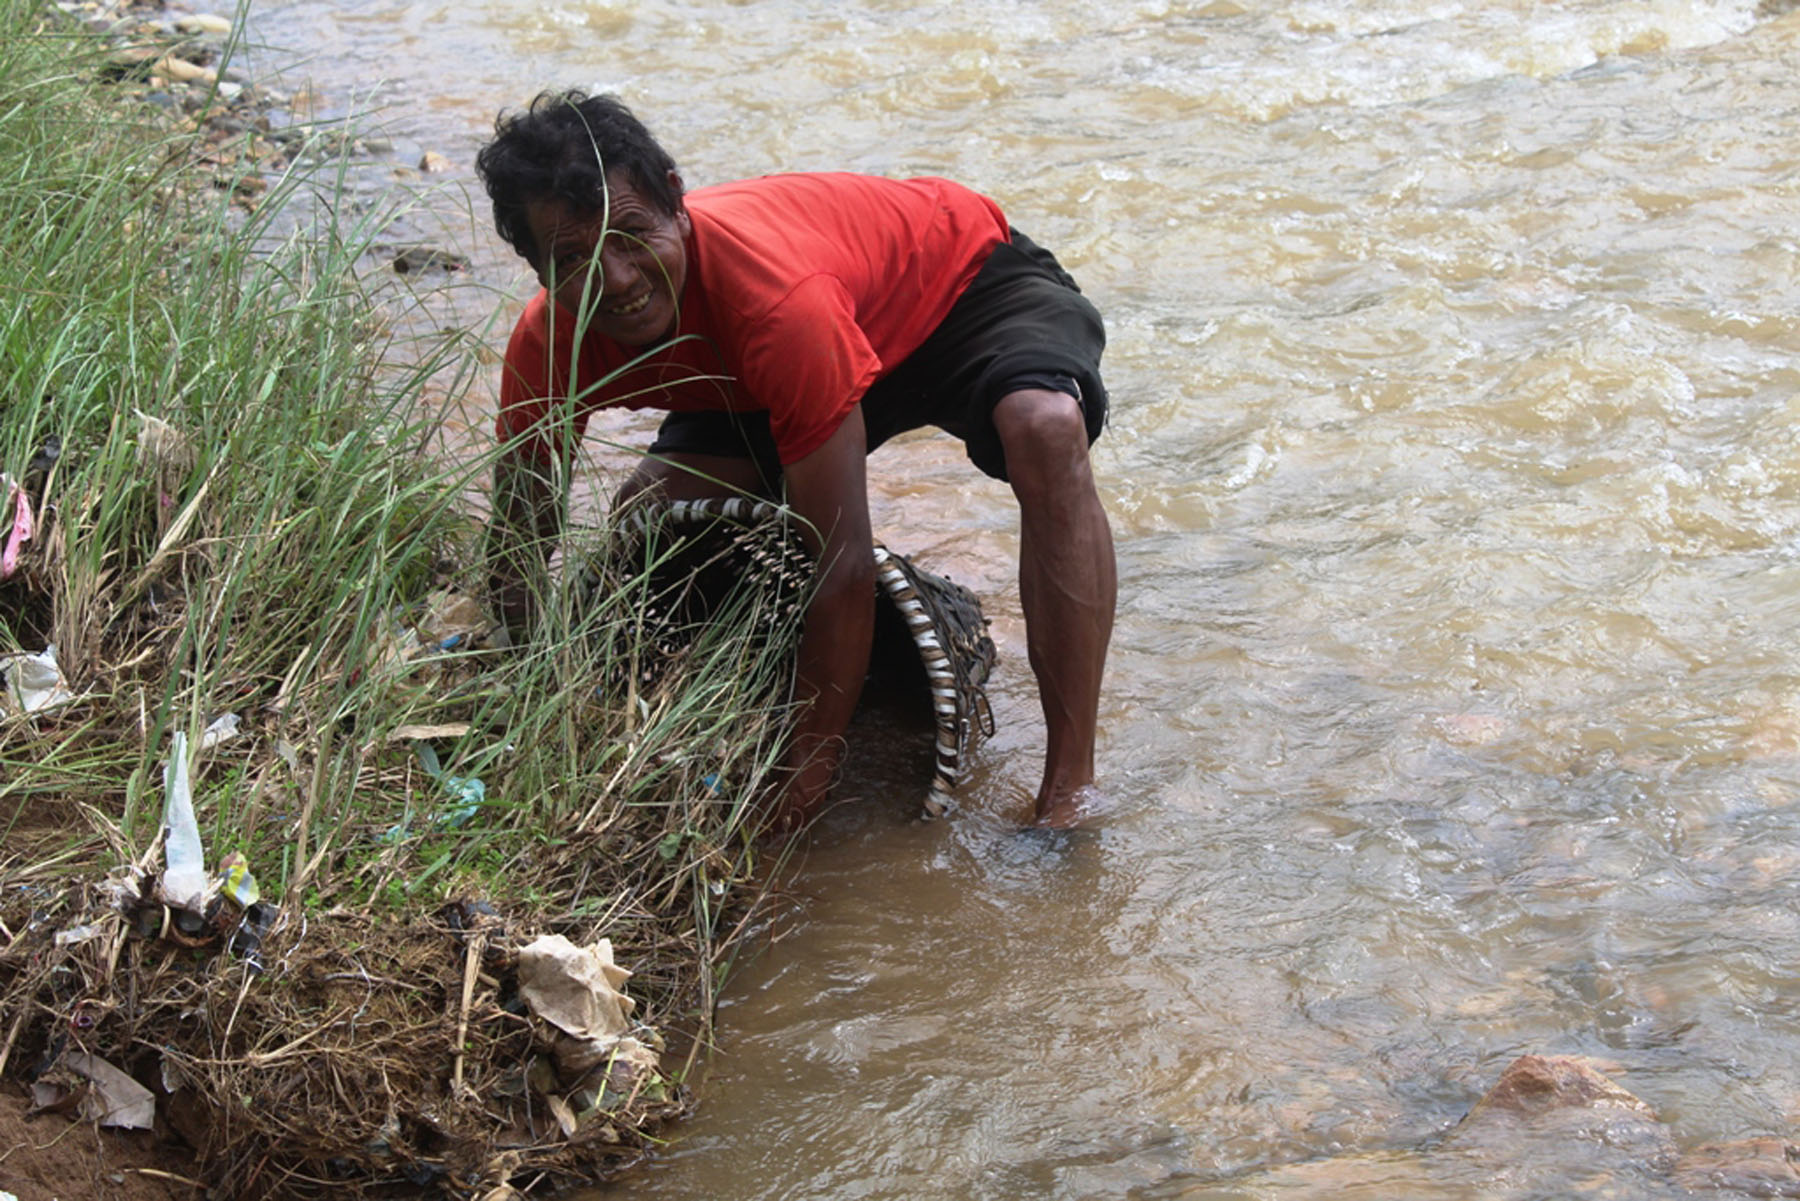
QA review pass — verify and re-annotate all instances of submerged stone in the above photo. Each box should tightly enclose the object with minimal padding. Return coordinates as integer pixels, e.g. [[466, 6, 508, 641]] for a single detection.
[[1674, 1138, 1800, 1197], [1448, 1054, 1676, 1171], [1433, 1053, 1682, 1200], [1459, 1054, 1658, 1124]]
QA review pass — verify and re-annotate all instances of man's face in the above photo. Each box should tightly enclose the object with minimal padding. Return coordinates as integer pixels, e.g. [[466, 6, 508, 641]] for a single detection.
[[524, 167, 689, 347]]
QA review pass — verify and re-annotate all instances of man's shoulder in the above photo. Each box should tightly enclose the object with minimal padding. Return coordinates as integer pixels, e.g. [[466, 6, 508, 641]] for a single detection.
[[504, 289, 587, 367], [686, 173, 1004, 274], [502, 289, 550, 361], [689, 172, 986, 214], [507, 287, 550, 329]]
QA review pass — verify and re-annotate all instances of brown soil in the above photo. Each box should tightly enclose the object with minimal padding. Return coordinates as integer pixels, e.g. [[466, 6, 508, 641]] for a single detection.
[[0, 1087, 201, 1201]]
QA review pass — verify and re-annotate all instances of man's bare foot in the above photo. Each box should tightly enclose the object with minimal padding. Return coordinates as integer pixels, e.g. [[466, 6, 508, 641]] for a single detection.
[[1031, 783, 1104, 829]]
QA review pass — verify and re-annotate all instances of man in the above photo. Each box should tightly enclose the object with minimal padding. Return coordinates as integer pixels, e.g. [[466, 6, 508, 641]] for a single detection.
[[476, 90, 1115, 830]]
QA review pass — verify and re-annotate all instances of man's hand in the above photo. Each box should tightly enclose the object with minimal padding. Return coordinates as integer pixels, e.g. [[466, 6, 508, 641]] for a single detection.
[[485, 451, 565, 644], [767, 405, 876, 830]]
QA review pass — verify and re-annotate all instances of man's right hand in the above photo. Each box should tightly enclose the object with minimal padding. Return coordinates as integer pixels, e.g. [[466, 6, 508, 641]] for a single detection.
[[488, 571, 533, 645], [760, 739, 841, 836], [485, 451, 565, 645]]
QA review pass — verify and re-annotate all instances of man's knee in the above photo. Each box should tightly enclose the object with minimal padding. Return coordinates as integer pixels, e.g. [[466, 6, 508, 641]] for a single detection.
[[993, 389, 1094, 497]]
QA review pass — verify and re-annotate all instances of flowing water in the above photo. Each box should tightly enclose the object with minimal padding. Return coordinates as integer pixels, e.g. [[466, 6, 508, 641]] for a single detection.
[[240, 1, 1800, 1195]]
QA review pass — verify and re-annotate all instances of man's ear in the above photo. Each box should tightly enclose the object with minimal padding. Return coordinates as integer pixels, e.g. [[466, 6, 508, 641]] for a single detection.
[[519, 231, 548, 285], [667, 169, 690, 232]]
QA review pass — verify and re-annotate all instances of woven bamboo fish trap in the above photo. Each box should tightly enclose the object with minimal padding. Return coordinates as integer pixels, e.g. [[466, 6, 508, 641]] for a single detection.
[[599, 497, 995, 817]]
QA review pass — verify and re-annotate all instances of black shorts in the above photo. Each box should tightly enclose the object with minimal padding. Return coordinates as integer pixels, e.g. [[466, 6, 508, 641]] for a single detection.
[[646, 228, 1108, 485]]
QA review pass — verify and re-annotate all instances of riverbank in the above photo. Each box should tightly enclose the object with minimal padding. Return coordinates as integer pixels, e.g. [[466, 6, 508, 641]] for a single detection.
[[0, 1, 797, 1195]]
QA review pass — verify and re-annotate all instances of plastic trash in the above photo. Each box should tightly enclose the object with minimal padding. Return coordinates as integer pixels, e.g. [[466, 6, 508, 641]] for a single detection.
[[199, 712, 241, 750], [227, 901, 276, 971], [418, 743, 484, 825], [0, 473, 32, 580], [417, 588, 492, 651], [53, 923, 103, 947], [365, 617, 421, 677], [217, 851, 260, 908], [2, 644, 75, 714], [380, 740, 485, 841], [65, 1052, 156, 1129], [159, 730, 207, 912]]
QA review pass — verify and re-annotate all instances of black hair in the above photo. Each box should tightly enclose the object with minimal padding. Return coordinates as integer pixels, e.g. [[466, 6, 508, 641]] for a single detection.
[[474, 90, 684, 266]]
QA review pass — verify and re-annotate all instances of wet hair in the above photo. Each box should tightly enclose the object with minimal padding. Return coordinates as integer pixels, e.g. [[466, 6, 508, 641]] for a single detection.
[[475, 90, 684, 266]]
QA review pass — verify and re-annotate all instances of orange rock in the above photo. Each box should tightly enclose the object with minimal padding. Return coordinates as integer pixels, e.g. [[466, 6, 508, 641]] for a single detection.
[[1464, 1054, 1656, 1122], [1449, 1054, 1675, 1173]]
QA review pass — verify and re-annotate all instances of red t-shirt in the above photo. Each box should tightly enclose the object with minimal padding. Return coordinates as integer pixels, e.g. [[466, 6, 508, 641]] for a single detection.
[[496, 173, 1009, 466]]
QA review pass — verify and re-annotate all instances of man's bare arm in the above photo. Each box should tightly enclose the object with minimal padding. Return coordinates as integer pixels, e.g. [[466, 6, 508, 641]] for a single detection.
[[773, 405, 876, 826], [485, 450, 565, 642]]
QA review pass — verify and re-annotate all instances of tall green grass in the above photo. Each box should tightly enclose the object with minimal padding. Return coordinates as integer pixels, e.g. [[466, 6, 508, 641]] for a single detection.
[[0, 0, 795, 1035]]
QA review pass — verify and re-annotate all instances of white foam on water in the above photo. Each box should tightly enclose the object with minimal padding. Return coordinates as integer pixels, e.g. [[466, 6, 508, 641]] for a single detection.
[[1116, 0, 1762, 120]]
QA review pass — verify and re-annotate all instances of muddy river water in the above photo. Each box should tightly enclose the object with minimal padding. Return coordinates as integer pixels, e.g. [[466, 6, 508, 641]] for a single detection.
[[240, 1, 1800, 1195]]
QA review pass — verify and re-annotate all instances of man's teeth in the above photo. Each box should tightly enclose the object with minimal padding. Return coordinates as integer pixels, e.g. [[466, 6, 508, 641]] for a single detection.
[[607, 293, 651, 315]]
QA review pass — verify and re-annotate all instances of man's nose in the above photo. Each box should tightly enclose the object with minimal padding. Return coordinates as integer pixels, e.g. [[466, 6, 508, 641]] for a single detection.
[[598, 239, 643, 292]]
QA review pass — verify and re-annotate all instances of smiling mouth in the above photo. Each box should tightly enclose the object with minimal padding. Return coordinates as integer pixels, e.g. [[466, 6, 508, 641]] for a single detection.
[[605, 292, 653, 316]]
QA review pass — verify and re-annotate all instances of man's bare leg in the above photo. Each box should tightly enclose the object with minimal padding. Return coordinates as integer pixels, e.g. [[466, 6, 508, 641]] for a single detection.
[[992, 389, 1116, 827]]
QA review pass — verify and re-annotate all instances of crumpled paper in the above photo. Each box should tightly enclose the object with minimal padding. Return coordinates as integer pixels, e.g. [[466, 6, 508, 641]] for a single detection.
[[516, 935, 663, 1131], [516, 934, 634, 1043]]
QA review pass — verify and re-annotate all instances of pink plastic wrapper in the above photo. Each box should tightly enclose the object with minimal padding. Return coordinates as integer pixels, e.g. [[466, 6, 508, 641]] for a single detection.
[[0, 482, 32, 580]]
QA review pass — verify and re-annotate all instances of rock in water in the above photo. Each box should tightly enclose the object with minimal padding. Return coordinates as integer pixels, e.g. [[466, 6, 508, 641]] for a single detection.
[[1460, 1055, 1658, 1124], [391, 245, 469, 274], [1673, 1138, 1800, 1197], [1447, 1054, 1676, 1174]]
